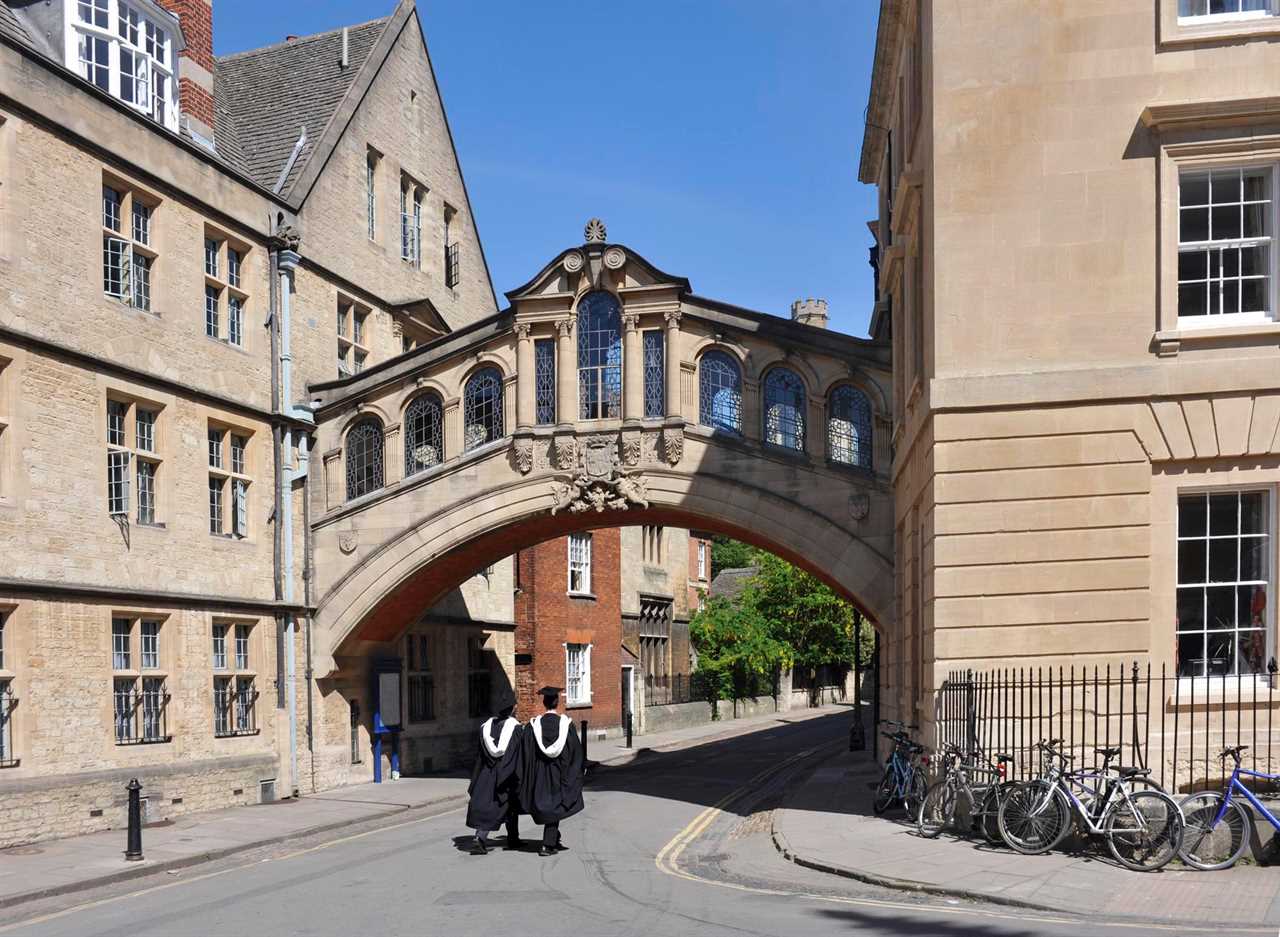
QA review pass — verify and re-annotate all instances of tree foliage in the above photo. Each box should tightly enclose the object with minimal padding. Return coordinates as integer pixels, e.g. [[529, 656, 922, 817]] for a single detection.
[[691, 540, 875, 701]]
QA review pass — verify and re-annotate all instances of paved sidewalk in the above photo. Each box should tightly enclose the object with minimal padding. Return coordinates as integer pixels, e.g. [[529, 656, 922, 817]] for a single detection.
[[773, 750, 1280, 927], [0, 702, 847, 911]]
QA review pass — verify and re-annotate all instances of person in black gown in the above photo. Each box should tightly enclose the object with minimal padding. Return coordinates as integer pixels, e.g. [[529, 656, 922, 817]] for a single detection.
[[465, 697, 523, 855], [520, 686, 585, 857]]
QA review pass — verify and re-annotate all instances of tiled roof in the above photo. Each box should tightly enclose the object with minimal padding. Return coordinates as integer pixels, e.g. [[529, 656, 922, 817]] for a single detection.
[[709, 567, 759, 601], [214, 17, 389, 194], [0, 3, 33, 49]]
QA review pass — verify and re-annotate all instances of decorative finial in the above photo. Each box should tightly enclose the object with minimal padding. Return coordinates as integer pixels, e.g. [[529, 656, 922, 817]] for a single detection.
[[584, 218, 607, 244]]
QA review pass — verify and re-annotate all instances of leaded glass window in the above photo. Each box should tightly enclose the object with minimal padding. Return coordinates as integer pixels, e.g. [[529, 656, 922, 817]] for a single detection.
[[404, 394, 443, 477], [699, 351, 742, 434], [764, 368, 806, 451], [643, 330, 664, 419], [464, 368, 505, 450], [577, 292, 622, 420], [345, 418, 384, 500], [828, 385, 873, 469], [534, 339, 556, 425]]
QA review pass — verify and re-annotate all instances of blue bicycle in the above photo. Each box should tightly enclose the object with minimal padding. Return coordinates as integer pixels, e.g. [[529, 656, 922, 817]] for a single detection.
[[1180, 745, 1280, 870], [873, 721, 927, 815]]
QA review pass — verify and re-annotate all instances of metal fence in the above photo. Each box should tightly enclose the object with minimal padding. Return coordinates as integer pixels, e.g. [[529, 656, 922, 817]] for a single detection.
[[645, 673, 694, 707], [936, 662, 1280, 794]]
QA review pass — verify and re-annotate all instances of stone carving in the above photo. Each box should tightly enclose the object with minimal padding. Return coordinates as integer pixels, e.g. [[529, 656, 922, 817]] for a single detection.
[[268, 219, 301, 252], [640, 432, 660, 465], [664, 309, 682, 328], [563, 250, 584, 273], [555, 317, 575, 338], [603, 246, 625, 270], [584, 218, 607, 244], [550, 434, 649, 515], [514, 322, 532, 340], [621, 434, 641, 466], [849, 493, 871, 522], [338, 531, 358, 554], [512, 437, 534, 475], [551, 436, 577, 470], [662, 426, 683, 466]]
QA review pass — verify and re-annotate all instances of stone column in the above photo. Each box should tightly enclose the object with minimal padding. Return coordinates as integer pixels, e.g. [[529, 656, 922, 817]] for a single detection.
[[555, 317, 575, 426], [514, 323, 534, 430], [622, 313, 642, 422], [384, 423, 403, 485], [663, 310, 682, 420]]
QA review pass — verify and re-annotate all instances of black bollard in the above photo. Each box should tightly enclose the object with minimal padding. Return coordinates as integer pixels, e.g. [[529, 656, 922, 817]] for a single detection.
[[124, 778, 144, 861], [625, 710, 633, 749]]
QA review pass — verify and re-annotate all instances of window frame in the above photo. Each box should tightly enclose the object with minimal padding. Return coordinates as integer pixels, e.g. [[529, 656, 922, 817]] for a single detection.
[[463, 367, 506, 451], [213, 619, 258, 737], [111, 613, 170, 745], [101, 178, 157, 312], [827, 383, 874, 471], [565, 642, 592, 707], [207, 421, 252, 539], [404, 631, 436, 723], [69, 0, 179, 130], [106, 395, 163, 524], [762, 367, 808, 452], [337, 297, 371, 378], [576, 291, 624, 421], [568, 532, 593, 595], [698, 350, 743, 435], [203, 230, 251, 347], [345, 417, 385, 501], [403, 393, 443, 478]]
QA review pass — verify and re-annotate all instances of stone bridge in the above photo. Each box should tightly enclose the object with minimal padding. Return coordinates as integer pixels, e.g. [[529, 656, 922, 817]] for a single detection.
[[307, 226, 894, 676]]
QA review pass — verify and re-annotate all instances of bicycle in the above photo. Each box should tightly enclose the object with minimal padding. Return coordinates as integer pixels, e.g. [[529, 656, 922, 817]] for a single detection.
[[1180, 745, 1280, 870], [997, 740, 1185, 871], [872, 721, 927, 816], [917, 743, 1014, 842]]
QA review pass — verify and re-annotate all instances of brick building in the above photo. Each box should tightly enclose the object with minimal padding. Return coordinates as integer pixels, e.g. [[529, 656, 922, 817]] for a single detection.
[[0, 0, 514, 845]]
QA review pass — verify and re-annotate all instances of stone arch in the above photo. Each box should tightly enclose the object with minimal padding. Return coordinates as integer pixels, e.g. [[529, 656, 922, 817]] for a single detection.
[[750, 352, 822, 396], [396, 377, 451, 417], [313, 467, 892, 675], [691, 337, 750, 368], [337, 402, 392, 439]]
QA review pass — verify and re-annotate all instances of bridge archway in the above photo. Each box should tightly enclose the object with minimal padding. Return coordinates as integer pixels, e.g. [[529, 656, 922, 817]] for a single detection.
[[307, 225, 895, 677]]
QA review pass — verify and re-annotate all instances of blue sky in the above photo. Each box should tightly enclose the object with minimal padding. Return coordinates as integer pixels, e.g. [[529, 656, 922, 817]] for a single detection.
[[213, 2, 880, 337]]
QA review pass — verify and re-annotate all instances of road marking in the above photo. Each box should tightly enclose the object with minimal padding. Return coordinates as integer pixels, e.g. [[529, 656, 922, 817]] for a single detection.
[[0, 804, 467, 934], [653, 745, 1268, 936]]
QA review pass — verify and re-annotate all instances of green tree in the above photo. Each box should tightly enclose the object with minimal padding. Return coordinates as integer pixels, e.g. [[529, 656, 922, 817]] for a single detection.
[[709, 535, 755, 579], [689, 593, 790, 705]]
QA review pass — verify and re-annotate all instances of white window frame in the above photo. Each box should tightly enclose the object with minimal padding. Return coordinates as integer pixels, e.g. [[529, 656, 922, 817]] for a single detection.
[[1178, 0, 1277, 23], [208, 422, 251, 539], [1176, 163, 1278, 329], [65, 0, 179, 131], [203, 231, 250, 347], [1175, 486, 1275, 684], [697, 541, 707, 580], [568, 532, 592, 595], [565, 642, 592, 706]]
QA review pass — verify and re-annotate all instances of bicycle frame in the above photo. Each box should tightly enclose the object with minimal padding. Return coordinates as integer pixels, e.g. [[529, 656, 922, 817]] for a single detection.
[[1033, 753, 1151, 836], [887, 743, 914, 798], [1212, 765, 1280, 832]]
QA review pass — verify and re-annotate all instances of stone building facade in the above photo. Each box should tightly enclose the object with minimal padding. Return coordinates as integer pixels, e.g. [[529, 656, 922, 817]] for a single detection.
[[0, 0, 513, 845], [862, 1, 1280, 732]]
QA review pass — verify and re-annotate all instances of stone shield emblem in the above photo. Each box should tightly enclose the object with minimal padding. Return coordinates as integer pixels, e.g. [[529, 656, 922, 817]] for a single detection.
[[582, 437, 616, 480], [849, 493, 871, 522]]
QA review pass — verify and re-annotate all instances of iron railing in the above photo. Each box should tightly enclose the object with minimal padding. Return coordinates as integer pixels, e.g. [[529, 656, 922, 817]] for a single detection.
[[937, 661, 1280, 794], [115, 679, 171, 745], [0, 682, 17, 768], [645, 673, 693, 706]]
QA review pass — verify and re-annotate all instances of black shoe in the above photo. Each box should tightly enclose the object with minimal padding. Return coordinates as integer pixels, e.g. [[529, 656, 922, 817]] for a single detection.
[[554, 841, 569, 852], [471, 837, 489, 855], [538, 845, 554, 857]]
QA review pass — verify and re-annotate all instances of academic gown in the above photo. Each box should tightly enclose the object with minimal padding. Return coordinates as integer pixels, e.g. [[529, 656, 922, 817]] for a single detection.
[[465, 716, 524, 832], [519, 712, 585, 825]]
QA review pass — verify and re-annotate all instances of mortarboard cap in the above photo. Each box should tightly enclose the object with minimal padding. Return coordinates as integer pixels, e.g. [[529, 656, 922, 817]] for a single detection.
[[538, 686, 563, 696]]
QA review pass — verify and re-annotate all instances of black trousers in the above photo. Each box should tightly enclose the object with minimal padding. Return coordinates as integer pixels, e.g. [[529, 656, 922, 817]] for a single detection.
[[541, 821, 560, 848], [479, 804, 520, 842]]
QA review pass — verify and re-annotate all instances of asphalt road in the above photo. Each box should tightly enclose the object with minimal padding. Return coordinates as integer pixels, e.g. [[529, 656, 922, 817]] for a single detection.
[[0, 711, 1260, 937]]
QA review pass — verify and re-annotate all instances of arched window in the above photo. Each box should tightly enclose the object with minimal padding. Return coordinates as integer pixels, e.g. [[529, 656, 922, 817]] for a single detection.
[[698, 350, 742, 434], [763, 368, 806, 451], [403, 393, 443, 477], [828, 385, 873, 469], [464, 367, 505, 450], [345, 418, 384, 500], [577, 291, 622, 420]]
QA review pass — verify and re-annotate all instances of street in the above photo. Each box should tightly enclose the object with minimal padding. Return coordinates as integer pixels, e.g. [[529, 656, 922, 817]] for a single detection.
[[0, 711, 1258, 937]]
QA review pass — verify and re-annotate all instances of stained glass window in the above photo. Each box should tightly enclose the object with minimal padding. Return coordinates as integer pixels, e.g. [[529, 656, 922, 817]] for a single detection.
[[577, 292, 622, 420], [534, 339, 556, 425], [464, 368, 505, 450], [404, 394, 443, 477], [764, 368, 806, 451], [828, 385, 873, 469], [699, 351, 742, 434], [643, 330, 664, 419], [345, 418, 384, 500]]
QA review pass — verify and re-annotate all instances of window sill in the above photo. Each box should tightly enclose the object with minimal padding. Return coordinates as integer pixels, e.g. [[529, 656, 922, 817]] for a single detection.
[[214, 729, 261, 739], [566, 702, 593, 711], [1166, 677, 1277, 708], [568, 591, 597, 602], [1161, 17, 1280, 47], [115, 736, 173, 746], [1153, 322, 1280, 356], [0, 759, 19, 769]]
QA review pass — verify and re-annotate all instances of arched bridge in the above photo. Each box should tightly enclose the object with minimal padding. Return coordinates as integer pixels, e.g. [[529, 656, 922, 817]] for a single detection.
[[307, 228, 894, 677]]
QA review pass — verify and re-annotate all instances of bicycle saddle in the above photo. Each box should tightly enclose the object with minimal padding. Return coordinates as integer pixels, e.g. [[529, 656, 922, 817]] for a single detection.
[[1220, 745, 1249, 758], [995, 753, 1013, 763], [1095, 747, 1121, 759], [1117, 767, 1151, 779]]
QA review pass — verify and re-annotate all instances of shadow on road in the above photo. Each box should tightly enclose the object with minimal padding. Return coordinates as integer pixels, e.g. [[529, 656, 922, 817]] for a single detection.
[[814, 907, 1045, 936]]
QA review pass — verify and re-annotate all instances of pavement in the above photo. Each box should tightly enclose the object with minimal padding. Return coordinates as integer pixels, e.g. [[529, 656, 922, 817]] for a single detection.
[[0, 706, 1184, 937], [0, 702, 848, 912], [773, 749, 1280, 928]]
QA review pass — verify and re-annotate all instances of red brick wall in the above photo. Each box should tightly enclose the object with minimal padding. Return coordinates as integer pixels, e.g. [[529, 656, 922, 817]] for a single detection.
[[156, 0, 215, 127], [514, 530, 622, 730]]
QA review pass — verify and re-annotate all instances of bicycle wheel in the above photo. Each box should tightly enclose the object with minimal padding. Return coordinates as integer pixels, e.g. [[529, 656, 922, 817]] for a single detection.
[[917, 780, 957, 838], [1179, 792, 1251, 871], [906, 767, 928, 815], [1103, 789, 1184, 872], [872, 769, 896, 815], [980, 781, 1018, 844], [997, 780, 1070, 855]]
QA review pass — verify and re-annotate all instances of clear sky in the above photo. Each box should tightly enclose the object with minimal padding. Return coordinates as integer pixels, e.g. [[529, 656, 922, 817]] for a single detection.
[[213, 2, 880, 338]]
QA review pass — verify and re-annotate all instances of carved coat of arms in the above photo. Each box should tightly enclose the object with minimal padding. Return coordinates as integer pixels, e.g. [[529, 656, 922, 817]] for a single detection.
[[338, 531, 359, 554], [849, 493, 871, 523], [550, 435, 649, 515]]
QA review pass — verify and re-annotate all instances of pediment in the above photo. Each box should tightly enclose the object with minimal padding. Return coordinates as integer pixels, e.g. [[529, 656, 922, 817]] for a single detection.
[[505, 241, 690, 303]]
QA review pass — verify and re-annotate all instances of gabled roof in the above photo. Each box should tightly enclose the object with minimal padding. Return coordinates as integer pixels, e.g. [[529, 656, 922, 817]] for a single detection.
[[214, 16, 389, 195], [709, 567, 759, 601], [0, 3, 31, 48]]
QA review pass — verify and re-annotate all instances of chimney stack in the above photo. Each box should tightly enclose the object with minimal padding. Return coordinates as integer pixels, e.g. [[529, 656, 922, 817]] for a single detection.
[[155, 0, 215, 146], [791, 298, 829, 329]]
